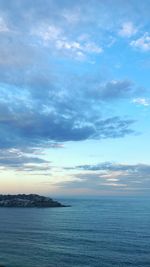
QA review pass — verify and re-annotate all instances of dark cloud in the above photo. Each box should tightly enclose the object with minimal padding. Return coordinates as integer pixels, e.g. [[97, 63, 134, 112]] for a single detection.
[[0, 90, 135, 148], [85, 79, 135, 100], [99, 80, 134, 100], [75, 162, 146, 172]]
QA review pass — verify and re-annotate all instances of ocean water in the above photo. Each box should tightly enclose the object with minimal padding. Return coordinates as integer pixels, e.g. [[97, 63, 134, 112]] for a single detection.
[[0, 198, 150, 267]]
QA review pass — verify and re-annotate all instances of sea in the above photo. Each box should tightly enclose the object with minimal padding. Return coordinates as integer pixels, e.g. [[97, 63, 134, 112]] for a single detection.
[[0, 197, 150, 267]]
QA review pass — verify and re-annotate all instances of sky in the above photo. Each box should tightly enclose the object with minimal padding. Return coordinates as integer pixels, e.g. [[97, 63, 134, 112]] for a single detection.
[[0, 0, 150, 197]]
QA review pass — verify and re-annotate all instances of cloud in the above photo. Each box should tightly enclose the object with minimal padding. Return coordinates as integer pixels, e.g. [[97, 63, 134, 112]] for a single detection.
[[57, 162, 150, 194], [0, 71, 136, 153], [0, 89, 135, 148], [90, 80, 134, 100], [118, 22, 137, 38], [33, 23, 102, 60], [132, 97, 150, 106], [0, 148, 51, 173], [36, 24, 61, 41], [0, 16, 9, 32], [75, 162, 150, 172], [130, 33, 150, 51]]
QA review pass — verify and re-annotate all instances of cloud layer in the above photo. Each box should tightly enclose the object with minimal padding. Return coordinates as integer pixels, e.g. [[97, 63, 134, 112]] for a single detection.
[[58, 162, 150, 194]]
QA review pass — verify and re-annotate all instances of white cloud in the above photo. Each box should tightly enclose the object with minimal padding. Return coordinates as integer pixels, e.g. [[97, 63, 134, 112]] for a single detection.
[[83, 42, 103, 53], [119, 22, 137, 38], [132, 97, 150, 106], [56, 39, 81, 50], [35, 25, 62, 42], [130, 33, 150, 51], [56, 39, 102, 54], [33, 24, 102, 60], [107, 178, 120, 182], [0, 17, 9, 32], [101, 182, 127, 187]]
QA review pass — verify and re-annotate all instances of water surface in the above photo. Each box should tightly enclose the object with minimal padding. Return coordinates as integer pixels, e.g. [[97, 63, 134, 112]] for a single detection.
[[0, 198, 150, 267]]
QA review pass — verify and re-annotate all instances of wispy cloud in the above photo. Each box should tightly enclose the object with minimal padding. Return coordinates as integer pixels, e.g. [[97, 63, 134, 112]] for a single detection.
[[132, 97, 150, 106], [130, 33, 150, 51], [118, 22, 137, 38], [57, 162, 150, 194], [75, 162, 150, 173], [0, 16, 9, 32], [33, 23, 102, 60], [0, 148, 51, 173]]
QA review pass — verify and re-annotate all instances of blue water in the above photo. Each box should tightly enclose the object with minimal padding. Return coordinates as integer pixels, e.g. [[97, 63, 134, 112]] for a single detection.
[[0, 198, 150, 267]]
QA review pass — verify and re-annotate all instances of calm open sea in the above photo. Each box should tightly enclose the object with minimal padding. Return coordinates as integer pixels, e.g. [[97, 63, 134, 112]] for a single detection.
[[0, 197, 150, 267]]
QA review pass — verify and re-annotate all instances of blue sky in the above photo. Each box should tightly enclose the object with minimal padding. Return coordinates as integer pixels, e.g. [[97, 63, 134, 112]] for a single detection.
[[0, 0, 150, 196]]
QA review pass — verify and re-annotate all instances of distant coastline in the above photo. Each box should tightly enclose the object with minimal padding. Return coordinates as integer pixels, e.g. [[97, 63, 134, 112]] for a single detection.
[[0, 194, 68, 208]]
